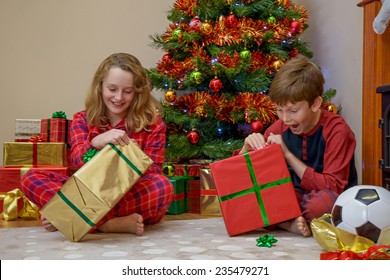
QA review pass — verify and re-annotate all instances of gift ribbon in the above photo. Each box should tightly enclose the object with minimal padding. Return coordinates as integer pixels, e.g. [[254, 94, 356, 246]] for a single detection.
[[256, 234, 278, 248], [28, 136, 42, 166], [57, 143, 143, 227], [172, 193, 185, 201], [52, 111, 67, 119], [200, 189, 217, 196], [320, 245, 390, 260], [218, 152, 292, 227], [0, 189, 39, 221], [83, 148, 99, 163]]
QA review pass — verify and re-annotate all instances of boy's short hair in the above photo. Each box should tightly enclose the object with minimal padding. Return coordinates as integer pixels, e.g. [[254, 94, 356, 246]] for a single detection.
[[269, 57, 324, 106]]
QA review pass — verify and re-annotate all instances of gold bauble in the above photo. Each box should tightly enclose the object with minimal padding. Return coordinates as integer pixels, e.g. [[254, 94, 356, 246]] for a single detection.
[[164, 88, 176, 102], [273, 60, 283, 70], [327, 103, 338, 114], [162, 164, 176, 177], [200, 21, 213, 35]]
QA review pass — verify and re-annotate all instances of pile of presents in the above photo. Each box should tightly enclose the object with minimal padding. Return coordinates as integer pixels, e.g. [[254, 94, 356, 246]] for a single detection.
[[0, 112, 302, 242], [0, 113, 74, 221]]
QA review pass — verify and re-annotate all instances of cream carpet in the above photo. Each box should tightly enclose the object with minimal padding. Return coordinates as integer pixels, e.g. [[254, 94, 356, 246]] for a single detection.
[[0, 217, 323, 260]]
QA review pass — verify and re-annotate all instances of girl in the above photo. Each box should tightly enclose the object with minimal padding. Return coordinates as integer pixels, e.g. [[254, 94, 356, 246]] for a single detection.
[[21, 53, 173, 236]]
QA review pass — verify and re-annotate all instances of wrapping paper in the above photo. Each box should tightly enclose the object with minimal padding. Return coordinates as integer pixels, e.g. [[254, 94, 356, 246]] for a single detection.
[[0, 189, 39, 221], [173, 163, 201, 213], [167, 176, 187, 214], [200, 167, 221, 216], [311, 214, 390, 260], [3, 142, 66, 167], [41, 141, 153, 242], [15, 119, 41, 142], [210, 144, 301, 236]]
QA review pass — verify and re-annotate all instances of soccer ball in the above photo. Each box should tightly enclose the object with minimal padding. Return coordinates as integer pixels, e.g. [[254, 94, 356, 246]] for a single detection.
[[331, 185, 390, 245]]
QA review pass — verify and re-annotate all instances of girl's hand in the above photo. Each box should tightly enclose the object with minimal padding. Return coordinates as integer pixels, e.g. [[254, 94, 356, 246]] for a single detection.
[[91, 129, 130, 149]]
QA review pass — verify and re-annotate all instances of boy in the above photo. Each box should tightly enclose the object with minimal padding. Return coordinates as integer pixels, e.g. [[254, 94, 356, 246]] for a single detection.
[[239, 57, 358, 236]]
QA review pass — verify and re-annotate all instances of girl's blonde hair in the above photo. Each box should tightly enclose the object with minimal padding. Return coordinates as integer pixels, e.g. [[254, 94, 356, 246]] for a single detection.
[[84, 53, 161, 132]]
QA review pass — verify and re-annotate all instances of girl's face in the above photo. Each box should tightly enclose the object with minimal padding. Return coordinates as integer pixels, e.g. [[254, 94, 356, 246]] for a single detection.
[[102, 67, 135, 124], [275, 97, 322, 135]]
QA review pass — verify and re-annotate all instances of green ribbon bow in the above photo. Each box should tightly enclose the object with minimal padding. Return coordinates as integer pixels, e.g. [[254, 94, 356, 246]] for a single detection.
[[256, 234, 277, 248], [52, 111, 67, 119], [83, 148, 99, 163]]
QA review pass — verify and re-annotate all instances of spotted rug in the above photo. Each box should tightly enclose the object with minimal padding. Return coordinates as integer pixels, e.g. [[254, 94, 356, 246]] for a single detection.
[[0, 217, 323, 260]]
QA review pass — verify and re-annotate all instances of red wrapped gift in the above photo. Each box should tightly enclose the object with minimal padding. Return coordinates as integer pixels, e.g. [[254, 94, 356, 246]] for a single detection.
[[210, 144, 301, 236], [40, 111, 72, 143], [0, 166, 69, 213], [173, 163, 201, 214]]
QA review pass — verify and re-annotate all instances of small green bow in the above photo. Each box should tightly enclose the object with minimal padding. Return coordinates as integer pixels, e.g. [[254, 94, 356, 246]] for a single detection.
[[256, 234, 277, 248], [83, 148, 99, 163], [52, 111, 67, 119]]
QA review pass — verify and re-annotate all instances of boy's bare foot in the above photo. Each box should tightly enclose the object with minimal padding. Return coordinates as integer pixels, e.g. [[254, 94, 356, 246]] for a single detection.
[[98, 213, 144, 235], [277, 216, 312, 237], [40, 215, 58, 232]]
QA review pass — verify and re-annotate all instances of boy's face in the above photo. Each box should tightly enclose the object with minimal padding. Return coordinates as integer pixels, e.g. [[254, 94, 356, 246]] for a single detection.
[[275, 98, 322, 135]]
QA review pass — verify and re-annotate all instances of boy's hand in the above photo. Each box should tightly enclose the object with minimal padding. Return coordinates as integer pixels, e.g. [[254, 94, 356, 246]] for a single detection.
[[240, 133, 266, 153], [267, 133, 289, 156]]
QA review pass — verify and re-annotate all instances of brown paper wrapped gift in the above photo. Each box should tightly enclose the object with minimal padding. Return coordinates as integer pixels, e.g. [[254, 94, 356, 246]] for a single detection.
[[41, 141, 153, 242]]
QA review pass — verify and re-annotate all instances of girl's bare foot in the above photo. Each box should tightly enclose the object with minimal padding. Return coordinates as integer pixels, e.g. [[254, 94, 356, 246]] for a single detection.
[[277, 216, 312, 237], [98, 213, 144, 235], [40, 215, 58, 232]]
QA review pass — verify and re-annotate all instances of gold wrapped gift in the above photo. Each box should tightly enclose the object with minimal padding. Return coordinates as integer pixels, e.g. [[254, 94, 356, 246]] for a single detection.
[[3, 142, 66, 167], [41, 141, 153, 242], [200, 167, 221, 216]]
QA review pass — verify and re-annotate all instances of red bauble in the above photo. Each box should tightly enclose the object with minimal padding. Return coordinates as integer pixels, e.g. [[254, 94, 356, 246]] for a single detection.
[[189, 17, 202, 31], [209, 77, 223, 93], [250, 121, 264, 133], [187, 130, 200, 144], [162, 53, 172, 62], [225, 14, 238, 28], [290, 21, 301, 33]]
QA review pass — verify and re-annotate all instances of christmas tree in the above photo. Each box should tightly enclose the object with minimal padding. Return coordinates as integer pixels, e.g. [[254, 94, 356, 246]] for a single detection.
[[148, 0, 332, 162]]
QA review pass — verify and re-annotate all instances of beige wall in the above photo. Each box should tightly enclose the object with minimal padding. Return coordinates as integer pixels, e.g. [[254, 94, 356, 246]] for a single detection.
[[0, 0, 363, 182]]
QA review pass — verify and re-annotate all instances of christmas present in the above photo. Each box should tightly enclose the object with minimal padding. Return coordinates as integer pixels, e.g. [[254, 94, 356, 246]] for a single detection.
[[200, 167, 221, 216], [0, 166, 69, 214], [0, 166, 69, 193], [0, 189, 39, 221], [41, 141, 153, 242], [210, 144, 301, 236], [166, 176, 187, 215], [3, 141, 66, 167], [40, 111, 72, 143], [15, 119, 41, 142], [173, 163, 201, 214]]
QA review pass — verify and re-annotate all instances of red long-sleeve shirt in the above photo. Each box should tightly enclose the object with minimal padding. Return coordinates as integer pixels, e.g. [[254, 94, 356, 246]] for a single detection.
[[264, 110, 357, 194], [69, 110, 166, 174]]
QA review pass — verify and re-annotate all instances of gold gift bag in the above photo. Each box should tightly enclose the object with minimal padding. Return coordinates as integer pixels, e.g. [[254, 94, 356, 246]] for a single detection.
[[41, 141, 153, 242]]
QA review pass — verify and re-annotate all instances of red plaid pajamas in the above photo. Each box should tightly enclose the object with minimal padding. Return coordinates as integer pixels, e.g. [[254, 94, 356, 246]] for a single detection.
[[295, 189, 338, 223], [21, 110, 173, 231]]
